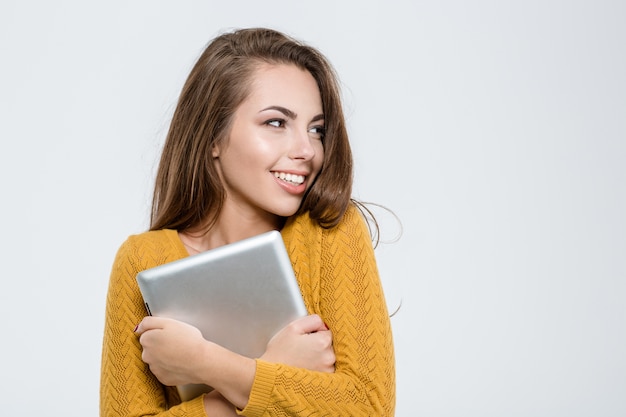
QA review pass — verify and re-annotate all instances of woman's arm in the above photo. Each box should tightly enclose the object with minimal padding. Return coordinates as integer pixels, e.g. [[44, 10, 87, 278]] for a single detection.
[[135, 316, 255, 409], [103, 232, 338, 416], [237, 205, 396, 416], [135, 313, 335, 410], [100, 234, 208, 417]]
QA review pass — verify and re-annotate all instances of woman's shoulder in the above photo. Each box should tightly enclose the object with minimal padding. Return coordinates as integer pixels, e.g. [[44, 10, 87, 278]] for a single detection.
[[285, 203, 370, 243], [114, 229, 188, 270], [120, 229, 178, 249]]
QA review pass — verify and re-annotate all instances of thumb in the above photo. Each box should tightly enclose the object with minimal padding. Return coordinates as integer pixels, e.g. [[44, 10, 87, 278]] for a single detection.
[[133, 316, 164, 335]]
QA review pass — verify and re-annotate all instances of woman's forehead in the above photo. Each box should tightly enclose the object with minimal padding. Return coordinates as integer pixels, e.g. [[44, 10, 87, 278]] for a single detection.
[[242, 64, 323, 116]]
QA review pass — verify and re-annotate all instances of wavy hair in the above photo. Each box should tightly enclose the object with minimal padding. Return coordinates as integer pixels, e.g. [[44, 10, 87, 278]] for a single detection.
[[150, 28, 353, 232]]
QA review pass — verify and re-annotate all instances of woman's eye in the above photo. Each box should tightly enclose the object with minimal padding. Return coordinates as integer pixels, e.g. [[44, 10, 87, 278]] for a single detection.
[[309, 125, 326, 139], [266, 119, 285, 128]]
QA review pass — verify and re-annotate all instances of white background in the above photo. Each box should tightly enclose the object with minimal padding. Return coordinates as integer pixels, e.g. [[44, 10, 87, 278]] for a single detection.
[[1, 1, 625, 416]]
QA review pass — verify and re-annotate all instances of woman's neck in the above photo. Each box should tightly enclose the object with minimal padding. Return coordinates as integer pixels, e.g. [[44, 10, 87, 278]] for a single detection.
[[180, 206, 285, 253]]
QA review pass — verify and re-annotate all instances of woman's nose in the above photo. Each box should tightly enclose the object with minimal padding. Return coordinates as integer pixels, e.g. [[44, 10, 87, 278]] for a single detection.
[[288, 129, 316, 161]]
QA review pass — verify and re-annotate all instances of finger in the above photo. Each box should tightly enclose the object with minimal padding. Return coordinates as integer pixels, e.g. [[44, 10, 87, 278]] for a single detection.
[[134, 316, 168, 335], [292, 314, 326, 334], [308, 328, 333, 349], [293, 314, 328, 334]]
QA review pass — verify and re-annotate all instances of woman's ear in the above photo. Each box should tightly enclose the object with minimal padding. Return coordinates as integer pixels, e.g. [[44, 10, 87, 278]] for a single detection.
[[211, 145, 220, 158]]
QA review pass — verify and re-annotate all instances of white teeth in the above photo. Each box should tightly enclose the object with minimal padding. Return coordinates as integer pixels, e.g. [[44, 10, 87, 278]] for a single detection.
[[274, 172, 305, 185]]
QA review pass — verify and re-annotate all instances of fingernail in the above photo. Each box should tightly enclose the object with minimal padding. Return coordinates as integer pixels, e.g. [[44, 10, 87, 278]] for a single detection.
[[324, 322, 329, 330], [133, 324, 139, 332]]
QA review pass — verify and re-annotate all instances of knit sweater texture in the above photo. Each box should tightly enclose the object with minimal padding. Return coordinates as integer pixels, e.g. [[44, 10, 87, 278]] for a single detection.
[[100, 205, 395, 416]]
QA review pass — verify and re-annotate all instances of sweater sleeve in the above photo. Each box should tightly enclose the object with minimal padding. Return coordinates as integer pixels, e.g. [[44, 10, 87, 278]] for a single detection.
[[99, 233, 208, 417], [239, 206, 396, 417]]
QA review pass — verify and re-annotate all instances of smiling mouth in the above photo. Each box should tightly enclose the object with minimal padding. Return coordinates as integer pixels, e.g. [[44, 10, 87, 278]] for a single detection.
[[273, 171, 305, 185]]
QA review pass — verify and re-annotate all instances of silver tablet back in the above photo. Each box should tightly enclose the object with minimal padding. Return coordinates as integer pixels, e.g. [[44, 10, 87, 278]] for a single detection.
[[136, 230, 307, 401]]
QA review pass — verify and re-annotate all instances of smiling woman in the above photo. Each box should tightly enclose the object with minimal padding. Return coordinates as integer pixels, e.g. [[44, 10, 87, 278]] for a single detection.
[[212, 64, 325, 221], [100, 27, 395, 417]]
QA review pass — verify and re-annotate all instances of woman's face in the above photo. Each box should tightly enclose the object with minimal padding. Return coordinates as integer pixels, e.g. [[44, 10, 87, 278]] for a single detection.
[[213, 63, 325, 221]]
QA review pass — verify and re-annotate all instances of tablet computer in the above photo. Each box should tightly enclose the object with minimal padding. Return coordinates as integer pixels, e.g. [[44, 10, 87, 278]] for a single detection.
[[136, 230, 307, 401]]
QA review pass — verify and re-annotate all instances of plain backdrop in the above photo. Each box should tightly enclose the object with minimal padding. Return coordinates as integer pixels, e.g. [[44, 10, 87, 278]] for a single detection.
[[1, 1, 624, 416]]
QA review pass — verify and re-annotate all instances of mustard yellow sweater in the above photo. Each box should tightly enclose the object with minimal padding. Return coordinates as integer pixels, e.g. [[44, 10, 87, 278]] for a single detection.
[[100, 205, 395, 416]]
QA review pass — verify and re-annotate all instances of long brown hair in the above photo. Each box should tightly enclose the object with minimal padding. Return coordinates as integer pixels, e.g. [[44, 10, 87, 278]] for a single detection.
[[150, 28, 353, 232]]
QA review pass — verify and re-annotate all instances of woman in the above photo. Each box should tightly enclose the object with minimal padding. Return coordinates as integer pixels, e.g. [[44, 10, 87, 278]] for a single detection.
[[100, 27, 395, 416]]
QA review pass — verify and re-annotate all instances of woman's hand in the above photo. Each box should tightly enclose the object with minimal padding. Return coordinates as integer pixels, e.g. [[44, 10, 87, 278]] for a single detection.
[[135, 316, 211, 386], [260, 314, 335, 373], [135, 317, 256, 409]]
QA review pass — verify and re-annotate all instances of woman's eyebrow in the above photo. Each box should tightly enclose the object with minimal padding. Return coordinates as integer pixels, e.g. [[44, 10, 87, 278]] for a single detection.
[[260, 106, 297, 119], [260, 106, 324, 123], [311, 114, 324, 123]]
